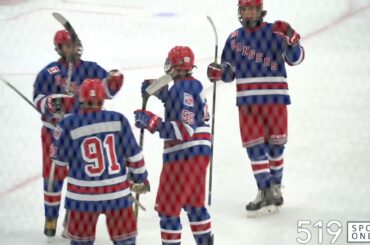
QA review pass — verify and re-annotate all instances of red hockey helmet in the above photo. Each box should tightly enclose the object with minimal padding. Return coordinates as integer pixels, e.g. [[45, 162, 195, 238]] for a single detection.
[[164, 46, 195, 74], [54, 30, 83, 59], [54, 30, 72, 47], [238, 0, 263, 7], [79, 79, 106, 104]]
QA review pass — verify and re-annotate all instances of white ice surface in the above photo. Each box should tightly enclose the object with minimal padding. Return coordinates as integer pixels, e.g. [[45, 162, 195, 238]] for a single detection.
[[0, 0, 370, 244]]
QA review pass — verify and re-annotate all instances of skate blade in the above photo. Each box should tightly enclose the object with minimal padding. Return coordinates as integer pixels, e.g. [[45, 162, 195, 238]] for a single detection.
[[247, 205, 279, 218], [46, 236, 54, 243]]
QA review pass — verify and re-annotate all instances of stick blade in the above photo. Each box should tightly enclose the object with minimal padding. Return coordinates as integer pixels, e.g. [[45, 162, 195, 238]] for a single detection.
[[145, 74, 172, 96], [52, 12, 67, 25], [52, 12, 78, 42], [207, 16, 218, 45]]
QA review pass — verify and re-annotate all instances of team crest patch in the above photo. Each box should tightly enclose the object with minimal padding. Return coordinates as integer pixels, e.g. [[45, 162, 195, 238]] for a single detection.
[[183, 93, 194, 107], [47, 66, 60, 75]]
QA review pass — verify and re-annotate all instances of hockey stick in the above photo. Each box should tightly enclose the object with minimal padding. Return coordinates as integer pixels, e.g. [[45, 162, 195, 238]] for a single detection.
[[134, 74, 172, 218], [0, 76, 57, 191], [134, 96, 148, 218], [0, 75, 40, 113], [0, 75, 60, 239], [138, 74, 172, 146], [129, 195, 146, 211], [47, 13, 76, 238], [48, 14, 80, 237], [52, 12, 81, 94], [207, 16, 219, 207]]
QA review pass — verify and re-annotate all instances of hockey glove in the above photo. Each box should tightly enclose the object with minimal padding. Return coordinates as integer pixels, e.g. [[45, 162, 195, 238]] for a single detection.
[[104, 69, 124, 97], [207, 62, 222, 82], [131, 179, 150, 194], [45, 94, 75, 117], [273, 21, 301, 46], [134, 110, 162, 133]]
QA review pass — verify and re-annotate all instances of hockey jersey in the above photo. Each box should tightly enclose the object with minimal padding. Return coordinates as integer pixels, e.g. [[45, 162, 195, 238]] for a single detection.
[[44, 110, 147, 217], [33, 59, 119, 130], [221, 22, 305, 106], [156, 77, 212, 163]]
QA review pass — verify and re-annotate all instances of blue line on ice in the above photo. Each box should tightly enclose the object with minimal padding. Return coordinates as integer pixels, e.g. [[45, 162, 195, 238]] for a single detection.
[[154, 12, 177, 17]]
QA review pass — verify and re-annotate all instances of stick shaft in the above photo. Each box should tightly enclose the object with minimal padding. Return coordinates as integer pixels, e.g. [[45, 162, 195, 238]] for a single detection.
[[65, 61, 74, 94], [0, 76, 39, 113], [206, 16, 219, 206], [135, 96, 148, 218], [134, 75, 172, 217]]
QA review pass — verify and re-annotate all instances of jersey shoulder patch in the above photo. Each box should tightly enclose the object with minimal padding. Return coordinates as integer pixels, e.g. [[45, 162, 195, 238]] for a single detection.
[[183, 93, 194, 107], [47, 66, 60, 75]]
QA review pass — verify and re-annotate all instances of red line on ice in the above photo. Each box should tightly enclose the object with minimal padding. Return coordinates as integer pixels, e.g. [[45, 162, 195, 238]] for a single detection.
[[303, 3, 370, 41], [0, 174, 39, 199], [61, 0, 142, 10], [0, 0, 25, 5], [3, 8, 43, 21]]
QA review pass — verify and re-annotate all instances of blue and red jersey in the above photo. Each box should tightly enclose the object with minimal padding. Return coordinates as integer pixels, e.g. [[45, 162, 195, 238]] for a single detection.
[[44, 110, 147, 217], [33, 59, 119, 130], [156, 77, 212, 163], [221, 22, 305, 106]]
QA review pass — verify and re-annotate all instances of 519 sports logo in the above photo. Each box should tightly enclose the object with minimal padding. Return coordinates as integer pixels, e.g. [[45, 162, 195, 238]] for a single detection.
[[296, 220, 370, 244], [296, 220, 342, 244], [347, 222, 370, 243]]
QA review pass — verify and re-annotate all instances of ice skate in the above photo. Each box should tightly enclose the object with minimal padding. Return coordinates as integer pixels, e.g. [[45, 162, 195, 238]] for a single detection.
[[246, 187, 278, 218], [272, 184, 284, 206], [44, 218, 57, 243]]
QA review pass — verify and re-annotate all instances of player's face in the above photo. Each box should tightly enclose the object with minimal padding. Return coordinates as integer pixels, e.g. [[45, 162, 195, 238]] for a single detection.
[[61, 42, 75, 58], [239, 6, 260, 21]]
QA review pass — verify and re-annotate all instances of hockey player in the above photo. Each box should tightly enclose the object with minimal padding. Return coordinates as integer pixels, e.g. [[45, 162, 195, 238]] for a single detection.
[[207, 0, 304, 217], [33, 30, 124, 235], [134, 46, 213, 245], [46, 79, 149, 245]]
